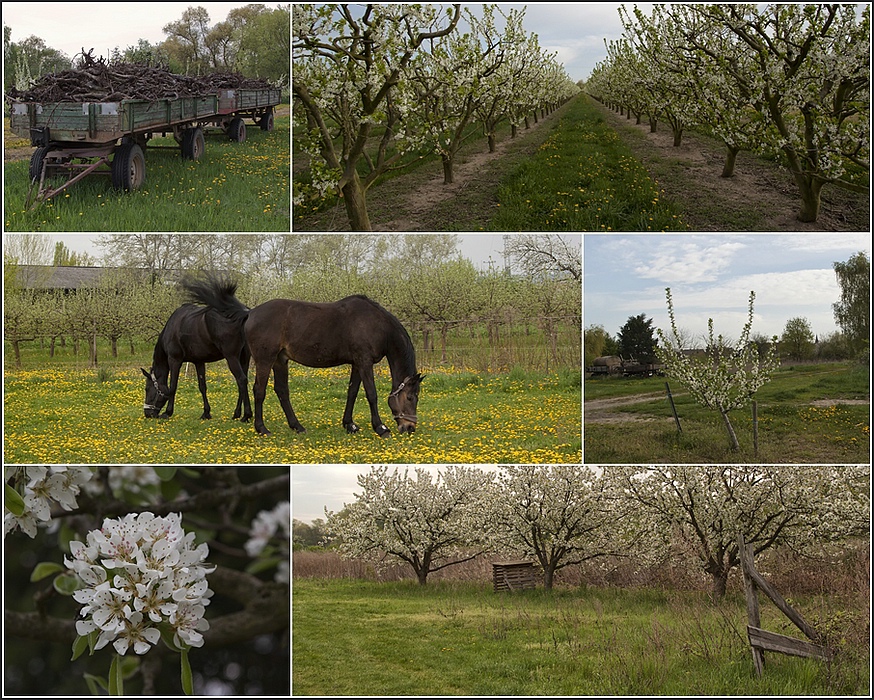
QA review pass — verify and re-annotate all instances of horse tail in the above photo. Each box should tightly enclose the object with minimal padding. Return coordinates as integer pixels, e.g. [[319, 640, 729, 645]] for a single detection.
[[180, 271, 249, 324]]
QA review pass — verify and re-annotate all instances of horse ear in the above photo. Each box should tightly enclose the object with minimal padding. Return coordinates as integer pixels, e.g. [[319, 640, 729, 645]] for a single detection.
[[414, 372, 425, 384], [140, 368, 151, 380]]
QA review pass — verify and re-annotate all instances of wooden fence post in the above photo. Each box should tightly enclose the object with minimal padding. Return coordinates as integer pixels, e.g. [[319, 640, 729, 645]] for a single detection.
[[737, 533, 832, 677], [665, 381, 682, 433], [752, 401, 758, 459]]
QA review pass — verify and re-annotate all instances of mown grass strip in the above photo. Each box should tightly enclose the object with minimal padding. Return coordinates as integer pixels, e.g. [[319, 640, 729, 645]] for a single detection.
[[4, 115, 290, 232], [292, 579, 868, 696], [486, 95, 688, 232]]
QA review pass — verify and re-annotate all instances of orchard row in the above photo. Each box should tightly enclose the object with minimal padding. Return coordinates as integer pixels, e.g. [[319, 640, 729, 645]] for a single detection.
[[585, 4, 869, 223], [293, 4, 580, 231]]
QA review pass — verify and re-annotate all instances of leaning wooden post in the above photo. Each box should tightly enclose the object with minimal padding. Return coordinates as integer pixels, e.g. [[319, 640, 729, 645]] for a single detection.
[[665, 381, 682, 433], [752, 401, 758, 459], [738, 533, 765, 676]]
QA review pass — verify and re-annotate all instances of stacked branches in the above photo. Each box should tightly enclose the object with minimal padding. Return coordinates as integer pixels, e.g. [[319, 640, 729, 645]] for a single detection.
[[7, 49, 274, 103]]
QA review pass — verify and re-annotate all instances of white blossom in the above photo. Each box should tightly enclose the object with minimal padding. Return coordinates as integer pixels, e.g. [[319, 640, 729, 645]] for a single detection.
[[65, 512, 214, 655], [245, 501, 290, 583], [4, 467, 94, 539]]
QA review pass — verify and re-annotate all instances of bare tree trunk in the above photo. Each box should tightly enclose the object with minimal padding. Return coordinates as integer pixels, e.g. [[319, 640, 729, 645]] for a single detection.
[[341, 172, 372, 232], [720, 410, 740, 451], [721, 145, 740, 178]]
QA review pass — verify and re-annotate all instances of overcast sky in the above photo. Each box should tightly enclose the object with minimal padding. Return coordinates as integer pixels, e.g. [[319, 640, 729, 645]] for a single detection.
[[584, 233, 871, 343], [3, 2, 632, 83], [293, 465, 506, 524], [2, 2, 257, 63]]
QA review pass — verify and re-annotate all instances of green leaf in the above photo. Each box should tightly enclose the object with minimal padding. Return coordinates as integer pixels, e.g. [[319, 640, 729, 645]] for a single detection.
[[119, 655, 140, 680], [71, 634, 89, 661], [181, 649, 193, 696], [245, 556, 281, 575], [31, 561, 65, 582], [53, 572, 81, 595], [83, 673, 108, 695], [109, 654, 123, 696], [153, 467, 178, 481], [5, 484, 25, 516]]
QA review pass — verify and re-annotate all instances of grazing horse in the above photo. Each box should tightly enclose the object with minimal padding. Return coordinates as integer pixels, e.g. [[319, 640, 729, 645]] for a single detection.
[[142, 276, 251, 422], [242, 295, 424, 436]]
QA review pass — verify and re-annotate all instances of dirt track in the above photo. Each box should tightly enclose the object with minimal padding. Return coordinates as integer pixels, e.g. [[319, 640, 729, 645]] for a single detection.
[[585, 390, 870, 425]]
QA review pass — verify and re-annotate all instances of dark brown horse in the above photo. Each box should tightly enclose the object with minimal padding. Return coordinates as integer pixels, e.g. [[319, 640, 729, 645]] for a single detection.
[[142, 276, 251, 422], [243, 295, 423, 436]]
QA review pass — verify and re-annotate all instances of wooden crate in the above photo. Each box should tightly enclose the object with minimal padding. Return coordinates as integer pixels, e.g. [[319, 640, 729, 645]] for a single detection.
[[492, 561, 537, 592]]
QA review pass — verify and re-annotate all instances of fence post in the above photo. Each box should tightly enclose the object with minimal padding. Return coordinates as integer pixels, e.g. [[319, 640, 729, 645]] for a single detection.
[[752, 401, 758, 459], [738, 533, 765, 675], [665, 381, 681, 433]]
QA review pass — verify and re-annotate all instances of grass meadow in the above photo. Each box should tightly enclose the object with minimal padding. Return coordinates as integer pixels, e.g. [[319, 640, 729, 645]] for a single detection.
[[3, 112, 290, 232], [2, 340, 581, 464], [292, 570, 869, 696], [486, 98, 688, 232], [584, 362, 870, 464]]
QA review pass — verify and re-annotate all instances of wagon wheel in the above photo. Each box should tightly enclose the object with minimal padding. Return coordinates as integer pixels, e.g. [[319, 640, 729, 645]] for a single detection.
[[111, 142, 146, 191], [259, 110, 274, 132], [181, 127, 205, 160], [228, 117, 246, 143], [29, 146, 51, 181]]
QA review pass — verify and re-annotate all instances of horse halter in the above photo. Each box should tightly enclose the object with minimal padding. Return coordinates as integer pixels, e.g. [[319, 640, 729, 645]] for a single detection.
[[388, 380, 418, 425], [144, 371, 169, 412]]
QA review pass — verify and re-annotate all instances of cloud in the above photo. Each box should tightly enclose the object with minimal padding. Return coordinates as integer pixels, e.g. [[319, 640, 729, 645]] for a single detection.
[[633, 240, 746, 284]]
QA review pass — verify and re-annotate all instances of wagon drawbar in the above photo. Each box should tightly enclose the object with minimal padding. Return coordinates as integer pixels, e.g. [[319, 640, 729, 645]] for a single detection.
[[10, 85, 280, 208]]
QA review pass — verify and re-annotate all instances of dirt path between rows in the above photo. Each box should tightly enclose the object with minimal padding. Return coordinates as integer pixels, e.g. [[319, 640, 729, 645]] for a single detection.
[[296, 106, 567, 232], [596, 103, 869, 231], [375, 114, 558, 231], [585, 392, 674, 424], [294, 95, 868, 232], [585, 390, 870, 424]]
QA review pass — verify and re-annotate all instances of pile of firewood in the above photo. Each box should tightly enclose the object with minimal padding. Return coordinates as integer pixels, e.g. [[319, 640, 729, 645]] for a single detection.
[[7, 49, 273, 103]]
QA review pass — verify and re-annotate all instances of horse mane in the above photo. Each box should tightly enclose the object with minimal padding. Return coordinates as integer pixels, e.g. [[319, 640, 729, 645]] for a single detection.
[[181, 272, 249, 324]]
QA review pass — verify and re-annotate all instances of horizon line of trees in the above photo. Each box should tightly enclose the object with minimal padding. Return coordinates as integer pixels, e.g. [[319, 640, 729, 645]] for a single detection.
[[3, 234, 582, 372]]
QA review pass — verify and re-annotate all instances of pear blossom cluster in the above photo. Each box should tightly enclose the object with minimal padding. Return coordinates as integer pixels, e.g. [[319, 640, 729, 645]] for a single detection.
[[245, 501, 290, 583], [4, 467, 94, 538], [65, 512, 215, 655]]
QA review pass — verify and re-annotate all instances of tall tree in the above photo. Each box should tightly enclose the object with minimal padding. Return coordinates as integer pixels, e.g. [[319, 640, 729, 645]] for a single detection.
[[780, 316, 815, 360], [325, 465, 495, 585], [611, 466, 870, 598], [490, 466, 629, 590], [505, 234, 581, 281], [162, 6, 212, 74], [617, 313, 657, 363], [832, 251, 870, 356]]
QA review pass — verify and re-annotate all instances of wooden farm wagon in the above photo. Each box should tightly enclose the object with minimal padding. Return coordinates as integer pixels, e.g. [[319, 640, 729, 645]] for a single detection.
[[9, 64, 280, 207]]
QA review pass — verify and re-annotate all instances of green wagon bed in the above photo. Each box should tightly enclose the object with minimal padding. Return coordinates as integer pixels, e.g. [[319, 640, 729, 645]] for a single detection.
[[9, 88, 281, 206]]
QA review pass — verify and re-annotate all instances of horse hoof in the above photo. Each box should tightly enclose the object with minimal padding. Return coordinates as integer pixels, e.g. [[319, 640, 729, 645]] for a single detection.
[[256, 427, 271, 436], [200, 414, 212, 420], [345, 423, 360, 434], [376, 425, 391, 438]]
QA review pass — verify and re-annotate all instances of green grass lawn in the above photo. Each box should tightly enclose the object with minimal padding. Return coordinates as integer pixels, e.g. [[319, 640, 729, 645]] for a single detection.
[[584, 363, 870, 464], [4, 115, 289, 232], [292, 578, 868, 696], [485, 97, 688, 232]]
